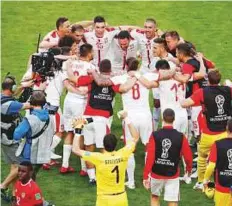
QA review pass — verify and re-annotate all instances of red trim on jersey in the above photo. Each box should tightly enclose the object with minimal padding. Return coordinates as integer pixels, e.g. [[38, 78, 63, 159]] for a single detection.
[[182, 63, 195, 75], [55, 112, 60, 132], [143, 129, 192, 180], [122, 50, 127, 70], [106, 125, 110, 134], [77, 76, 94, 86], [14, 179, 43, 206], [136, 29, 145, 34], [51, 30, 58, 38], [208, 144, 230, 193], [190, 87, 232, 134], [204, 58, 215, 69], [105, 27, 115, 32]]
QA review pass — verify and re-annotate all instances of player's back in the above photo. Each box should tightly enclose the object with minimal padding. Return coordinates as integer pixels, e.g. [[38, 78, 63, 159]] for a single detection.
[[159, 79, 186, 113], [94, 143, 135, 195], [66, 60, 95, 99], [122, 78, 150, 115]]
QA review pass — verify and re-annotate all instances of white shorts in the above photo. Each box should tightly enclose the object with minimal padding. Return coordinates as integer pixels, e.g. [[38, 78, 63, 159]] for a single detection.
[[173, 109, 188, 135], [124, 112, 152, 145], [83, 116, 110, 148], [50, 107, 64, 133], [151, 177, 180, 202], [191, 106, 202, 136], [152, 88, 160, 99], [63, 97, 87, 132]]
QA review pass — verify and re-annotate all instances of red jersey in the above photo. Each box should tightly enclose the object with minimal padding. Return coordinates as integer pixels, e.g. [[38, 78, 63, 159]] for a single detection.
[[77, 75, 120, 118], [14, 179, 43, 206], [143, 126, 192, 180], [190, 87, 232, 135]]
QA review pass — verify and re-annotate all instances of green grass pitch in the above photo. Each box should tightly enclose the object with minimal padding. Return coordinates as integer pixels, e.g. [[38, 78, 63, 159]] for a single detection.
[[1, 1, 232, 206]]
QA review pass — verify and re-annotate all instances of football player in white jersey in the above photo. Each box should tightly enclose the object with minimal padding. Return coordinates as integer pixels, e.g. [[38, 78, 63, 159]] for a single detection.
[[130, 18, 163, 74], [111, 57, 159, 189], [39, 17, 71, 52], [61, 43, 95, 175], [149, 38, 177, 131], [106, 30, 139, 73], [84, 16, 120, 67], [70, 24, 88, 56]]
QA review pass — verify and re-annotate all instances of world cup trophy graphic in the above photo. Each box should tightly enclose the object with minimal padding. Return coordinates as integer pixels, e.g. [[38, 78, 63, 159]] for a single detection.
[[161, 139, 172, 159], [215, 95, 225, 115], [227, 149, 232, 170]]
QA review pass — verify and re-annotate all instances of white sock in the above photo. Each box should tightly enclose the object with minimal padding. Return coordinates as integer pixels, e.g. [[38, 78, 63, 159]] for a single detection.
[[153, 108, 161, 131], [62, 144, 72, 168], [51, 135, 62, 150], [80, 158, 87, 172], [127, 154, 135, 185], [87, 168, 96, 180]]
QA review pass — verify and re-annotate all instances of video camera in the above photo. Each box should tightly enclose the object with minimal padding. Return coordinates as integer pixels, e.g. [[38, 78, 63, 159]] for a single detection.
[[31, 48, 65, 80]]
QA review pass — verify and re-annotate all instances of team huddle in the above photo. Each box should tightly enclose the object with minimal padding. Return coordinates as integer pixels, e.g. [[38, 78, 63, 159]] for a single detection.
[[1, 15, 232, 206]]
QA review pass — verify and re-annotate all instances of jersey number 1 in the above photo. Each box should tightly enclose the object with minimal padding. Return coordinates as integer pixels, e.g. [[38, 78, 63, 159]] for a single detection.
[[111, 165, 119, 184]]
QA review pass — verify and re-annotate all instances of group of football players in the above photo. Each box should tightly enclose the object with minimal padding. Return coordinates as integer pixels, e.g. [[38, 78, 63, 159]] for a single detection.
[[16, 15, 232, 205]]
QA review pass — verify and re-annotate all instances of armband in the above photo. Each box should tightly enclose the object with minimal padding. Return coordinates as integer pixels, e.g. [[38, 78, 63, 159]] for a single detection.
[[75, 128, 82, 134]]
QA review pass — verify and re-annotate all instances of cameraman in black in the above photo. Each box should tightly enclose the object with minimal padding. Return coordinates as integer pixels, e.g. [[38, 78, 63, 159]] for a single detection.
[[20, 35, 87, 170], [1, 76, 32, 201]]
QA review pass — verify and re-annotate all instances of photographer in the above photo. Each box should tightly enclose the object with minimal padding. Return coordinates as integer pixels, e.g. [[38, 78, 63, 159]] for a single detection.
[[20, 36, 86, 170], [13, 91, 54, 181], [1, 75, 32, 201]]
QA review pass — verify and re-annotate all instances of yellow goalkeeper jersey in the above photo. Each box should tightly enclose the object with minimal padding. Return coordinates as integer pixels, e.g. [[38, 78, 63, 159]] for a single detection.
[[82, 141, 135, 195]]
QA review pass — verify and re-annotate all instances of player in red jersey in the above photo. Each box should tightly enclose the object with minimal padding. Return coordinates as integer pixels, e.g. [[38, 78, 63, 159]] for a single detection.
[[12, 161, 43, 206]]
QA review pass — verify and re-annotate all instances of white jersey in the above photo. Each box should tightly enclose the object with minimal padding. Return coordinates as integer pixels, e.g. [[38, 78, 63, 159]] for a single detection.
[[65, 59, 96, 100], [39, 30, 60, 53], [130, 30, 157, 73], [111, 72, 159, 114], [106, 38, 139, 72], [84, 29, 119, 67], [149, 53, 176, 71], [159, 79, 186, 114], [45, 71, 67, 107]]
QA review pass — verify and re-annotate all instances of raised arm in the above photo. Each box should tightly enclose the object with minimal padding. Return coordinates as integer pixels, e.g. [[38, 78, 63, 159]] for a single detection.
[[63, 79, 88, 95], [91, 70, 113, 87], [72, 20, 94, 28], [119, 77, 137, 93], [158, 68, 176, 81], [72, 118, 87, 157], [174, 72, 191, 84], [192, 54, 206, 80], [118, 111, 139, 143]]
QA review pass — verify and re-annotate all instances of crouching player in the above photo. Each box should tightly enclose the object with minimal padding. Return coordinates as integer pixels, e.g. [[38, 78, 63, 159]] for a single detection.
[[72, 112, 139, 206]]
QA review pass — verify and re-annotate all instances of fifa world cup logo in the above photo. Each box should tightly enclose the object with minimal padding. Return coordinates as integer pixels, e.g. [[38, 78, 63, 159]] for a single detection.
[[215, 95, 225, 115], [161, 139, 172, 159], [227, 149, 232, 170]]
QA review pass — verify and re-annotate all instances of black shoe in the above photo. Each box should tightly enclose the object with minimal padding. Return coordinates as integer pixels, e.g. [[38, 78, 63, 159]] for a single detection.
[[1, 188, 11, 202], [89, 179, 96, 186]]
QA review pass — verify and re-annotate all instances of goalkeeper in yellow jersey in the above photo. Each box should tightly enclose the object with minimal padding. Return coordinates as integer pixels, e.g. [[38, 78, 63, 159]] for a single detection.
[[72, 111, 139, 206]]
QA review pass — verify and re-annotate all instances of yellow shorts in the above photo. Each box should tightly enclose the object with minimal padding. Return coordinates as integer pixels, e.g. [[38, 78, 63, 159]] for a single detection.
[[214, 190, 232, 206], [96, 192, 128, 206], [197, 132, 227, 182]]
